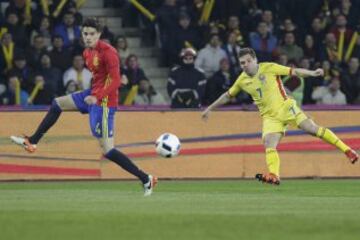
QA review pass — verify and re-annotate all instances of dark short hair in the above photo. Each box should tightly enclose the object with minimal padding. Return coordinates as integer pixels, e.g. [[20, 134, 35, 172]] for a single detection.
[[239, 48, 257, 58], [52, 34, 63, 42], [82, 18, 103, 33], [34, 34, 44, 40]]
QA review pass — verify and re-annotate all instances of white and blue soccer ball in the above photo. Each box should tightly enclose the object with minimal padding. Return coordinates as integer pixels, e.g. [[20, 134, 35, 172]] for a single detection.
[[155, 133, 181, 158]]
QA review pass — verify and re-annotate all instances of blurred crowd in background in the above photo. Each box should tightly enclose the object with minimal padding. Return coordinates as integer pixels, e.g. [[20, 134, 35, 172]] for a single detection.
[[1, 0, 360, 108]]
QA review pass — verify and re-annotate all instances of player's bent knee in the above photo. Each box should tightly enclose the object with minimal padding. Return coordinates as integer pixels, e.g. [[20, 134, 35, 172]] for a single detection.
[[101, 146, 112, 155], [51, 99, 62, 112], [300, 120, 319, 136], [98, 138, 114, 154], [263, 140, 277, 149], [263, 133, 281, 149], [55, 95, 77, 110], [308, 126, 319, 136], [105, 148, 116, 156]]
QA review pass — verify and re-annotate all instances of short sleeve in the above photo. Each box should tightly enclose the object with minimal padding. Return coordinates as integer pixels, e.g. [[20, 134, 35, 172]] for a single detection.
[[228, 76, 242, 97]]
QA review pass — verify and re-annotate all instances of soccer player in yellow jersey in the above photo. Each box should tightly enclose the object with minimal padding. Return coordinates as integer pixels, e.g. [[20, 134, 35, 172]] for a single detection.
[[202, 48, 358, 185]]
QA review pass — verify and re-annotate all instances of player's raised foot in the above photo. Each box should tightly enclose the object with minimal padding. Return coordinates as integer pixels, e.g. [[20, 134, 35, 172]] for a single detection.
[[255, 173, 280, 185], [10, 135, 37, 153], [143, 175, 158, 197], [345, 149, 359, 164]]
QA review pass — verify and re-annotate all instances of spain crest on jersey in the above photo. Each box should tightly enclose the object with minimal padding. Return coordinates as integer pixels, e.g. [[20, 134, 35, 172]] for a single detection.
[[93, 55, 99, 67]]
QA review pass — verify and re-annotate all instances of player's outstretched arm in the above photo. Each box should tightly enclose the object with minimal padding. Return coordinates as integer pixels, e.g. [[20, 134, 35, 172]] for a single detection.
[[201, 92, 231, 121], [293, 68, 324, 78]]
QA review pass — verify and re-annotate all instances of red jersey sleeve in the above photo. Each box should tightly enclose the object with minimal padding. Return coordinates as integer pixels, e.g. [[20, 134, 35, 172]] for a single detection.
[[94, 49, 121, 101]]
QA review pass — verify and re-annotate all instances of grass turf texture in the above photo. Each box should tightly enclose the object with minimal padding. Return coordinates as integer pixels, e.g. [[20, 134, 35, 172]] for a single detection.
[[0, 180, 359, 240]]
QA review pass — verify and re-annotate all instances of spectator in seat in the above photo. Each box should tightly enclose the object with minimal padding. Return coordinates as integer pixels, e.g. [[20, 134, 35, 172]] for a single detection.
[[204, 58, 237, 105], [312, 77, 347, 105], [63, 54, 92, 91], [195, 34, 227, 78], [49, 35, 72, 72], [318, 33, 339, 64], [30, 16, 52, 51], [277, 53, 288, 66], [0, 32, 22, 75], [7, 54, 34, 93], [5, 0, 41, 25], [134, 79, 166, 105], [277, 18, 298, 43], [120, 54, 149, 103], [0, 75, 29, 105], [3, 11, 28, 49], [25, 34, 49, 69], [37, 53, 62, 96], [29, 74, 55, 105], [223, 31, 242, 75], [64, 80, 80, 95], [330, 14, 353, 63], [168, 48, 206, 108], [308, 17, 326, 51], [261, 10, 274, 33], [114, 36, 130, 65], [53, 11, 81, 49], [249, 21, 277, 62], [122, 54, 149, 89], [226, 16, 245, 47], [172, 13, 202, 65], [66, 0, 83, 25], [278, 32, 304, 62], [302, 34, 317, 63], [340, 57, 360, 103]]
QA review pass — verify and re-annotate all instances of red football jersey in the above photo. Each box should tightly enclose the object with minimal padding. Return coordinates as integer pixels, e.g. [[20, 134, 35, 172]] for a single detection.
[[83, 40, 121, 107]]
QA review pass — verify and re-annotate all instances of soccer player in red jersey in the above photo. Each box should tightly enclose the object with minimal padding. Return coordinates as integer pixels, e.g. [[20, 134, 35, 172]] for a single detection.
[[10, 18, 157, 196]]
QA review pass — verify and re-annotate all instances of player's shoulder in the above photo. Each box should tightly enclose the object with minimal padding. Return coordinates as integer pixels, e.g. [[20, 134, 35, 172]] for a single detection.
[[230, 72, 246, 87], [83, 48, 90, 56], [259, 62, 275, 68], [98, 40, 117, 54], [236, 71, 247, 81], [260, 62, 284, 71]]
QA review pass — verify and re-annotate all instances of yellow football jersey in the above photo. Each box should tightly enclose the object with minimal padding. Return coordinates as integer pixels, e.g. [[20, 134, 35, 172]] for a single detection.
[[228, 62, 292, 116]]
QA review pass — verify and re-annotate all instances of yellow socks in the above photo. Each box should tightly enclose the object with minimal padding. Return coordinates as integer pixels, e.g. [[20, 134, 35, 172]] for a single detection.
[[316, 127, 350, 153], [265, 148, 280, 176]]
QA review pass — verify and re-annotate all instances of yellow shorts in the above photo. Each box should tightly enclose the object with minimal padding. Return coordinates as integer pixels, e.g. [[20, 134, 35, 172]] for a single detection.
[[262, 99, 308, 138]]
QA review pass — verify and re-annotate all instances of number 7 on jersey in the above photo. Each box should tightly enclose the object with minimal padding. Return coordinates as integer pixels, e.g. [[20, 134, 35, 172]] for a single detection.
[[256, 88, 262, 98]]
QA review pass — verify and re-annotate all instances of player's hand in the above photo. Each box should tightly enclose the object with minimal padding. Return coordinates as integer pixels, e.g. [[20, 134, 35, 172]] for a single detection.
[[312, 68, 324, 77], [84, 95, 97, 105], [201, 109, 210, 121]]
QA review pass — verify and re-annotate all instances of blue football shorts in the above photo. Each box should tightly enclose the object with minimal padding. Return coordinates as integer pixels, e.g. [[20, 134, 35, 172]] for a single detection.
[[71, 89, 116, 138]]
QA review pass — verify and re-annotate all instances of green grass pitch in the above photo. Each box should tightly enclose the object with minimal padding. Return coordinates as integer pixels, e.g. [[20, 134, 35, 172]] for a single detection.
[[0, 180, 359, 240]]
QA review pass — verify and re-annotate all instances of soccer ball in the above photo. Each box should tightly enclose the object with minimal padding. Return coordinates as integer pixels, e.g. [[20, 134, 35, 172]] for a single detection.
[[155, 133, 181, 158]]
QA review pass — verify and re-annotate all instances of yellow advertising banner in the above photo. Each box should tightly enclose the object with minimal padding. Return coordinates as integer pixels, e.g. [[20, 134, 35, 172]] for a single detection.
[[1, 111, 359, 180]]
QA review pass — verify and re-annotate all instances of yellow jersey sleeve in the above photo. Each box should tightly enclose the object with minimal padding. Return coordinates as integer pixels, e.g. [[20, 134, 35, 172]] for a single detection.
[[265, 62, 292, 76], [228, 74, 243, 97]]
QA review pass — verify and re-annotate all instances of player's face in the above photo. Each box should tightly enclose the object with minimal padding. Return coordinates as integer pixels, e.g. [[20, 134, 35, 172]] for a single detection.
[[239, 54, 258, 76], [82, 27, 101, 48]]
